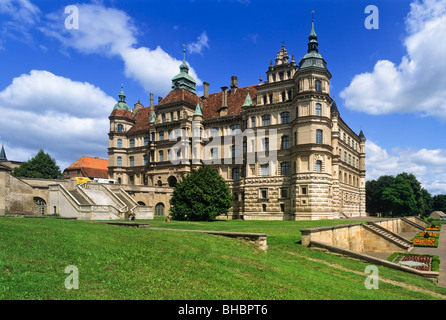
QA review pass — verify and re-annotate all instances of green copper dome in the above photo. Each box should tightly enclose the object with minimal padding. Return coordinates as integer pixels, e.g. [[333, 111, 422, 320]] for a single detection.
[[171, 47, 197, 94], [113, 86, 131, 111]]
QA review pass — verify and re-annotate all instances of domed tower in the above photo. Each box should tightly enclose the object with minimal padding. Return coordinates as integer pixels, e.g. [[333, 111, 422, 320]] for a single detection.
[[108, 85, 134, 183], [292, 15, 334, 220]]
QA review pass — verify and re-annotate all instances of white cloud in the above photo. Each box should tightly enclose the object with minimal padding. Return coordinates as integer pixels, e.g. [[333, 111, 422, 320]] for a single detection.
[[187, 31, 209, 55], [340, 0, 446, 120], [0, 70, 115, 169], [0, 0, 40, 44], [365, 140, 446, 195], [41, 3, 202, 96]]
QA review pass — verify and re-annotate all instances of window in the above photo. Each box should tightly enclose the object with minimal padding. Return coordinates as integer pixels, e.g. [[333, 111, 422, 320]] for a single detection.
[[261, 163, 270, 176], [129, 156, 134, 167], [251, 116, 256, 128], [231, 145, 239, 158], [161, 113, 166, 123], [117, 156, 122, 167], [117, 124, 123, 132], [263, 137, 269, 151], [281, 111, 290, 124], [316, 103, 322, 116], [348, 154, 351, 165], [281, 91, 286, 102], [301, 186, 307, 195], [280, 204, 285, 212], [243, 141, 247, 154], [177, 110, 181, 120], [241, 166, 246, 178], [316, 129, 323, 144], [230, 124, 240, 132], [269, 94, 273, 104], [144, 137, 149, 146], [232, 167, 240, 180], [288, 90, 292, 100], [129, 176, 134, 185], [262, 114, 271, 126], [263, 95, 267, 105], [211, 148, 218, 160], [262, 204, 267, 212], [159, 151, 164, 162], [151, 132, 155, 142], [159, 131, 164, 141], [260, 188, 268, 199], [281, 136, 290, 150], [281, 162, 290, 176], [117, 139, 122, 148], [344, 151, 347, 162], [281, 188, 288, 198], [130, 139, 135, 148], [170, 112, 174, 122], [144, 155, 148, 165], [315, 79, 322, 92], [316, 160, 322, 173]]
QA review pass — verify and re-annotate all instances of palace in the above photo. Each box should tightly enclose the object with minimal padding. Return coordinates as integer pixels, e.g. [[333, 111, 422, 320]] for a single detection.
[[107, 21, 366, 220]]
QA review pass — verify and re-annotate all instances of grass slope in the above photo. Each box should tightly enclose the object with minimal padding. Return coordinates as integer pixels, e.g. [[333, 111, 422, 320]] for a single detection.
[[0, 217, 446, 300]]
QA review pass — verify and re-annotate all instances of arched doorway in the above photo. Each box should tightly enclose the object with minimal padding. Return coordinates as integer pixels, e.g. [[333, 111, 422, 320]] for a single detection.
[[168, 176, 177, 187], [33, 197, 46, 215], [155, 203, 165, 217]]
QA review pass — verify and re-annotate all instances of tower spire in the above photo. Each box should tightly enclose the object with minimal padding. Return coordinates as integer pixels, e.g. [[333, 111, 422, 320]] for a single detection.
[[0, 142, 7, 161], [308, 10, 319, 53]]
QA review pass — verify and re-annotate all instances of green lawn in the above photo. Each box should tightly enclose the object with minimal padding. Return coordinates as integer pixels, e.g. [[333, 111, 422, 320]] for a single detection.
[[1, 217, 446, 300]]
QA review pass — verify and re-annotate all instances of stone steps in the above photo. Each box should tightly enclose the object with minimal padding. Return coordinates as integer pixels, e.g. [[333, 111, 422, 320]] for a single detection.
[[365, 223, 413, 250]]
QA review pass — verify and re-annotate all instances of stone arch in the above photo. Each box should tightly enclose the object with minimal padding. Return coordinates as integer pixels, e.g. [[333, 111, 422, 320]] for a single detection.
[[33, 197, 46, 215], [167, 176, 177, 188], [155, 203, 165, 217]]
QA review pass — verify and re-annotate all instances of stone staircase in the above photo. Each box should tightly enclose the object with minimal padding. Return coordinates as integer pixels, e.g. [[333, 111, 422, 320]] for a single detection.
[[364, 222, 413, 251], [69, 188, 93, 206], [401, 217, 425, 231]]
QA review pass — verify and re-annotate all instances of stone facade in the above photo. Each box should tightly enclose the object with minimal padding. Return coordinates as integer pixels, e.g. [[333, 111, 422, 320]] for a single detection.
[[107, 22, 366, 220]]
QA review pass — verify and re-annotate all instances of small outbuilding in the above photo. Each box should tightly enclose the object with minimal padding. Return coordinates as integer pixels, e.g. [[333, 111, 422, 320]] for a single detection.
[[430, 211, 446, 220]]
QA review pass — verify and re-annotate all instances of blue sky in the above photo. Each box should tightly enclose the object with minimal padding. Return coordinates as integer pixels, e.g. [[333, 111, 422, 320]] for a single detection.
[[1, 0, 446, 195]]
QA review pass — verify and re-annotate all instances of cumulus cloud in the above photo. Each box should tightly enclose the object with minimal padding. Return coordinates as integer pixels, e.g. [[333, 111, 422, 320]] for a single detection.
[[187, 31, 209, 55], [0, 70, 115, 169], [340, 0, 446, 120], [365, 140, 446, 195], [40, 3, 202, 96]]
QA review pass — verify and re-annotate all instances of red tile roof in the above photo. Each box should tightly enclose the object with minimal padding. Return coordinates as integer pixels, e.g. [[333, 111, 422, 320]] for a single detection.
[[110, 109, 133, 119], [64, 156, 109, 179], [202, 85, 257, 120], [127, 107, 152, 134]]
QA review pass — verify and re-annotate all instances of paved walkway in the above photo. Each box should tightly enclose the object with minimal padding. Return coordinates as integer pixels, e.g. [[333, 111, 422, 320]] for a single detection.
[[401, 225, 446, 287], [345, 217, 446, 287]]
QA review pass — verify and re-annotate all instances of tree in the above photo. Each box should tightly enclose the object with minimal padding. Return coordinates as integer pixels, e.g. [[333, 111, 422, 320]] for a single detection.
[[381, 176, 417, 217], [433, 195, 446, 212], [12, 150, 63, 179], [169, 165, 233, 221], [366, 175, 395, 215]]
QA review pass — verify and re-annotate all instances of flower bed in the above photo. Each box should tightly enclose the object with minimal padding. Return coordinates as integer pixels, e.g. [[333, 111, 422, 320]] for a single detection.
[[389, 253, 439, 272], [413, 237, 438, 247], [416, 232, 439, 238], [426, 224, 441, 231]]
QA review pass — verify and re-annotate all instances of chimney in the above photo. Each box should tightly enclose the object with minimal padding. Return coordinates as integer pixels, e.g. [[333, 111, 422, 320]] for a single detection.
[[220, 86, 228, 117], [150, 93, 154, 107], [230, 76, 238, 94], [203, 81, 209, 99]]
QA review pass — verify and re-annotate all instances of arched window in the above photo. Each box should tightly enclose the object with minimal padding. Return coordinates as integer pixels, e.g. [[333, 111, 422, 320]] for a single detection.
[[315, 80, 322, 92], [155, 203, 165, 217], [315, 103, 322, 116], [33, 197, 46, 215], [281, 111, 290, 124], [117, 139, 122, 148], [168, 176, 177, 187], [262, 114, 271, 126]]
